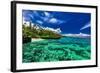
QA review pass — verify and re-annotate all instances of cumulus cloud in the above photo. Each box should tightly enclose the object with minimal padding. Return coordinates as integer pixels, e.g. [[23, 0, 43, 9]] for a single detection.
[[80, 22, 90, 30], [36, 20, 43, 25], [49, 18, 65, 24], [44, 12, 51, 17], [41, 17, 49, 21], [49, 18, 58, 23], [43, 27, 61, 33], [40, 12, 51, 21], [23, 10, 65, 25], [39, 12, 65, 24]]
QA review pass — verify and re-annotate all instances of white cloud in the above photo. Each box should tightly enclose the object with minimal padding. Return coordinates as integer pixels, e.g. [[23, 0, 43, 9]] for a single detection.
[[63, 33, 90, 37], [43, 27, 61, 33], [40, 12, 51, 21], [28, 14, 34, 19], [33, 11, 40, 17], [44, 12, 51, 17], [31, 11, 65, 25], [36, 20, 43, 25], [48, 18, 65, 24], [49, 18, 58, 23], [42, 17, 49, 21], [80, 22, 90, 30], [41, 17, 62, 24]]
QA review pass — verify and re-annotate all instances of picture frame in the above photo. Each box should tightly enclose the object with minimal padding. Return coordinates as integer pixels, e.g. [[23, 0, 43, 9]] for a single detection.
[[11, 1, 98, 72]]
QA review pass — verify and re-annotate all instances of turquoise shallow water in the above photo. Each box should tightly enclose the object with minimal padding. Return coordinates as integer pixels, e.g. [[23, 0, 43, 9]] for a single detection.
[[23, 37, 91, 63]]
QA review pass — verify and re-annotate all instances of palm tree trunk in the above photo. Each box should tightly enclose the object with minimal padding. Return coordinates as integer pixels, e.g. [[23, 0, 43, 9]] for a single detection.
[[29, 22, 32, 29]]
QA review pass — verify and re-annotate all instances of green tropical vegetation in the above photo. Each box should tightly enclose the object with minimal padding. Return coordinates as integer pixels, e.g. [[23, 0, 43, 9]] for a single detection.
[[23, 24, 62, 39]]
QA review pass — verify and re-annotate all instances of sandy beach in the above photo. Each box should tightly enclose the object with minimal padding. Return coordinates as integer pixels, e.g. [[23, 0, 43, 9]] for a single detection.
[[31, 38, 44, 42]]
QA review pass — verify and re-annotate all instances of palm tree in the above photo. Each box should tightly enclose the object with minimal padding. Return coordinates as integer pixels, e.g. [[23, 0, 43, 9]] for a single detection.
[[29, 22, 32, 29]]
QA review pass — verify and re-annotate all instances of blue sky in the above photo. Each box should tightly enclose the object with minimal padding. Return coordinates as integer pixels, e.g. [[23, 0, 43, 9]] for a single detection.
[[23, 10, 91, 34]]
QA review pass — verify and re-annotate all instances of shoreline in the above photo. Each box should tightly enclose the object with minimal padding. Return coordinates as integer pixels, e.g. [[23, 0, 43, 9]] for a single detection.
[[31, 38, 44, 42]]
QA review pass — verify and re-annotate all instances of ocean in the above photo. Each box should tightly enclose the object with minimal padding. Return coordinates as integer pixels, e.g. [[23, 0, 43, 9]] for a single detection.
[[23, 37, 91, 63]]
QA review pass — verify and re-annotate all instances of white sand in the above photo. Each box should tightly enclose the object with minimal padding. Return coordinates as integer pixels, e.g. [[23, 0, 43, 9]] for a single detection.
[[31, 38, 44, 42]]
